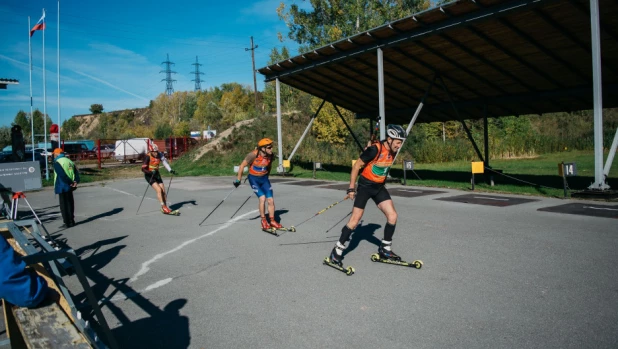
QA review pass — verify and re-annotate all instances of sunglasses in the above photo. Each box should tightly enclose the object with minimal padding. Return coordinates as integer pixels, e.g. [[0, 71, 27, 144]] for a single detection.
[[265, 146, 273, 149]]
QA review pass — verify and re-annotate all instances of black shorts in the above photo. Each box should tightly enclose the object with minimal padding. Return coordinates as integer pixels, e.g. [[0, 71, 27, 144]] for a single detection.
[[145, 172, 163, 184], [353, 177, 391, 209]]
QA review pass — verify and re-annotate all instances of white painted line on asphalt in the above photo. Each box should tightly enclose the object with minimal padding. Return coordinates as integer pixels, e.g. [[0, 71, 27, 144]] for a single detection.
[[108, 186, 176, 205], [101, 278, 174, 303], [583, 206, 618, 211], [474, 196, 509, 201], [129, 209, 259, 283]]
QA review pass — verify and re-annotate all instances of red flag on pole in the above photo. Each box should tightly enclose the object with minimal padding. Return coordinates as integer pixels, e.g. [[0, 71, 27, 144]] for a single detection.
[[30, 12, 45, 37]]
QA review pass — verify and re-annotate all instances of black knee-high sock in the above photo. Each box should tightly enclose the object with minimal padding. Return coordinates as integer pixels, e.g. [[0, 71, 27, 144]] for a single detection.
[[384, 223, 396, 242], [339, 225, 353, 245]]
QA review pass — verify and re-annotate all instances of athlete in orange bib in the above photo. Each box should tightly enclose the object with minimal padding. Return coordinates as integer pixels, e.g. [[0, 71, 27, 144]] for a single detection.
[[327, 124, 407, 266], [234, 138, 284, 230], [142, 142, 177, 214]]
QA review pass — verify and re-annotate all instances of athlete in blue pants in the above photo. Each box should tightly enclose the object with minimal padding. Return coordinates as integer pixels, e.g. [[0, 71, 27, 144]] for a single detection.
[[234, 138, 283, 230]]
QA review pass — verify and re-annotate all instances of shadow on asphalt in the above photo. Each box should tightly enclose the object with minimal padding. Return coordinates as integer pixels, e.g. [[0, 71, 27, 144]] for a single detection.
[[69, 235, 191, 348], [75, 207, 124, 226], [170, 200, 197, 211], [343, 222, 382, 256]]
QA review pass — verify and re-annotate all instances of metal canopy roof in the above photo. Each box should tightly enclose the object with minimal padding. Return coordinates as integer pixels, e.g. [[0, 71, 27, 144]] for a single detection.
[[258, 0, 618, 124], [0, 78, 19, 90]]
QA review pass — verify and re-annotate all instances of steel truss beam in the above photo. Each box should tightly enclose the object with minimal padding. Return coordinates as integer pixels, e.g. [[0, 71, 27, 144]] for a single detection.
[[288, 99, 326, 162], [438, 76, 484, 162]]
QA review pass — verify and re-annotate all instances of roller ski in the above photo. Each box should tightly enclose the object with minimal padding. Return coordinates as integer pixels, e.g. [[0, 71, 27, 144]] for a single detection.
[[161, 206, 180, 216], [268, 220, 296, 232], [370, 242, 422, 269], [261, 217, 280, 236], [323, 247, 355, 276]]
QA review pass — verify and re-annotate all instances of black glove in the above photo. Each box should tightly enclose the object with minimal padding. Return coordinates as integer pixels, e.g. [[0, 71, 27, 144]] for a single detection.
[[233, 179, 241, 188], [170, 169, 177, 175]]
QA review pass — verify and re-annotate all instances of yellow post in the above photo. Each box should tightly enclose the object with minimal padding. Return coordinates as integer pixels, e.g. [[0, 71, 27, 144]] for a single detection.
[[471, 161, 484, 190]]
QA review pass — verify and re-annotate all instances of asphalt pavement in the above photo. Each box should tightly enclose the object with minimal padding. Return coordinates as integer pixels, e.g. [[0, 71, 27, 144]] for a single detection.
[[18, 176, 618, 349]]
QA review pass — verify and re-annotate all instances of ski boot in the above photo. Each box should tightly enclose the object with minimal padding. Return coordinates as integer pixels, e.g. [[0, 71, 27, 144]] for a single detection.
[[378, 242, 402, 261], [269, 219, 283, 230], [261, 217, 278, 236], [323, 246, 354, 275], [161, 206, 180, 216], [268, 219, 297, 233]]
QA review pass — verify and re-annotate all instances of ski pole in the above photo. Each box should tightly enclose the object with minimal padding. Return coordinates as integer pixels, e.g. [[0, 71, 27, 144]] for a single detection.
[[230, 194, 252, 219], [198, 177, 247, 226], [325, 211, 352, 233], [166, 174, 173, 197], [136, 172, 155, 215], [292, 197, 348, 229]]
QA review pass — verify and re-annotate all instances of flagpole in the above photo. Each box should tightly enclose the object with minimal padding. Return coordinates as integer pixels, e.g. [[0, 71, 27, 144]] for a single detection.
[[42, 8, 49, 180], [57, 0, 61, 146], [29, 16, 35, 161]]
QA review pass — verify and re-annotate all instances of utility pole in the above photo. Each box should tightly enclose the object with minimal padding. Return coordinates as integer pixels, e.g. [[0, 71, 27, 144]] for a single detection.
[[245, 36, 259, 110], [160, 53, 176, 96], [191, 56, 204, 91]]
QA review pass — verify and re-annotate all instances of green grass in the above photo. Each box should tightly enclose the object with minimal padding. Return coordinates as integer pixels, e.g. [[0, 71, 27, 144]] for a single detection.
[[172, 149, 617, 199], [43, 150, 617, 200]]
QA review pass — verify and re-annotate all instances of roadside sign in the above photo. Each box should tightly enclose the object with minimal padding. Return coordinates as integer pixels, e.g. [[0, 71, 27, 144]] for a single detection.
[[0, 161, 42, 192]]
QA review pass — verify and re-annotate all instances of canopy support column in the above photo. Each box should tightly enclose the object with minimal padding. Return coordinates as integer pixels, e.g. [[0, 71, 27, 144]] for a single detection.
[[589, 0, 609, 189], [276, 78, 283, 173], [377, 48, 386, 140]]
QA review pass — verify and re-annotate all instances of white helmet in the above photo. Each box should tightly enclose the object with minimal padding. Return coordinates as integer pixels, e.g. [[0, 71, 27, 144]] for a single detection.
[[386, 124, 406, 140]]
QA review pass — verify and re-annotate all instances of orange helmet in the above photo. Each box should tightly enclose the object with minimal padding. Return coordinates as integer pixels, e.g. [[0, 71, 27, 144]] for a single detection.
[[257, 138, 273, 148], [53, 148, 64, 155]]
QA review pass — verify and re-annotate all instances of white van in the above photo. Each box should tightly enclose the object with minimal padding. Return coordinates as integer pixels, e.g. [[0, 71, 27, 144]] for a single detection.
[[114, 138, 150, 163]]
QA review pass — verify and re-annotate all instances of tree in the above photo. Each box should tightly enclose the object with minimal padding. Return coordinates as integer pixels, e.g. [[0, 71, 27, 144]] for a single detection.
[[13, 110, 30, 141], [31, 110, 53, 142], [194, 91, 224, 130], [262, 47, 308, 113], [219, 85, 252, 125], [311, 97, 356, 144], [0, 126, 11, 148], [277, 0, 430, 52], [90, 104, 104, 114], [61, 118, 81, 139], [173, 121, 191, 137], [154, 123, 173, 139]]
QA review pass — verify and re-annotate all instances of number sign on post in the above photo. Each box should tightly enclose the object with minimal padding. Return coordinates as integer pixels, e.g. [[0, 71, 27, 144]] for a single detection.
[[402, 160, 414, 185], [558, 162, 577, 198]]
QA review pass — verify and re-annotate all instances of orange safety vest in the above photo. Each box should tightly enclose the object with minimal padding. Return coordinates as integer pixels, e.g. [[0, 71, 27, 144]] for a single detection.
[[360, 142, 395, 184], [248, 150, 272, 177], [148, 155, 161, 172]]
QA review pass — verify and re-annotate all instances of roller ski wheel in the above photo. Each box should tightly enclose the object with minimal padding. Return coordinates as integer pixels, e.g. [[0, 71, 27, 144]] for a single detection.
[[370, 253, 423, 269], [323, 257, 355, 276], [273, 226, 296, 232], [262, 227, 280, 237]]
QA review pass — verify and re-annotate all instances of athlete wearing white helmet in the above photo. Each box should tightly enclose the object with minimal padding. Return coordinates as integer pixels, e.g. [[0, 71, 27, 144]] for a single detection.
[[327, 124, 408, 267]]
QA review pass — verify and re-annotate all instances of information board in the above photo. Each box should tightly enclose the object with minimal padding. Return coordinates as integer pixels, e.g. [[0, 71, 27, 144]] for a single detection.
[[0, 161, 42, 192]]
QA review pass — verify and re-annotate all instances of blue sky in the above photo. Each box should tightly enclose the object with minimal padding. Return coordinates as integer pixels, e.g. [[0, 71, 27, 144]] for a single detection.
[[0, 0, 307, 127]]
